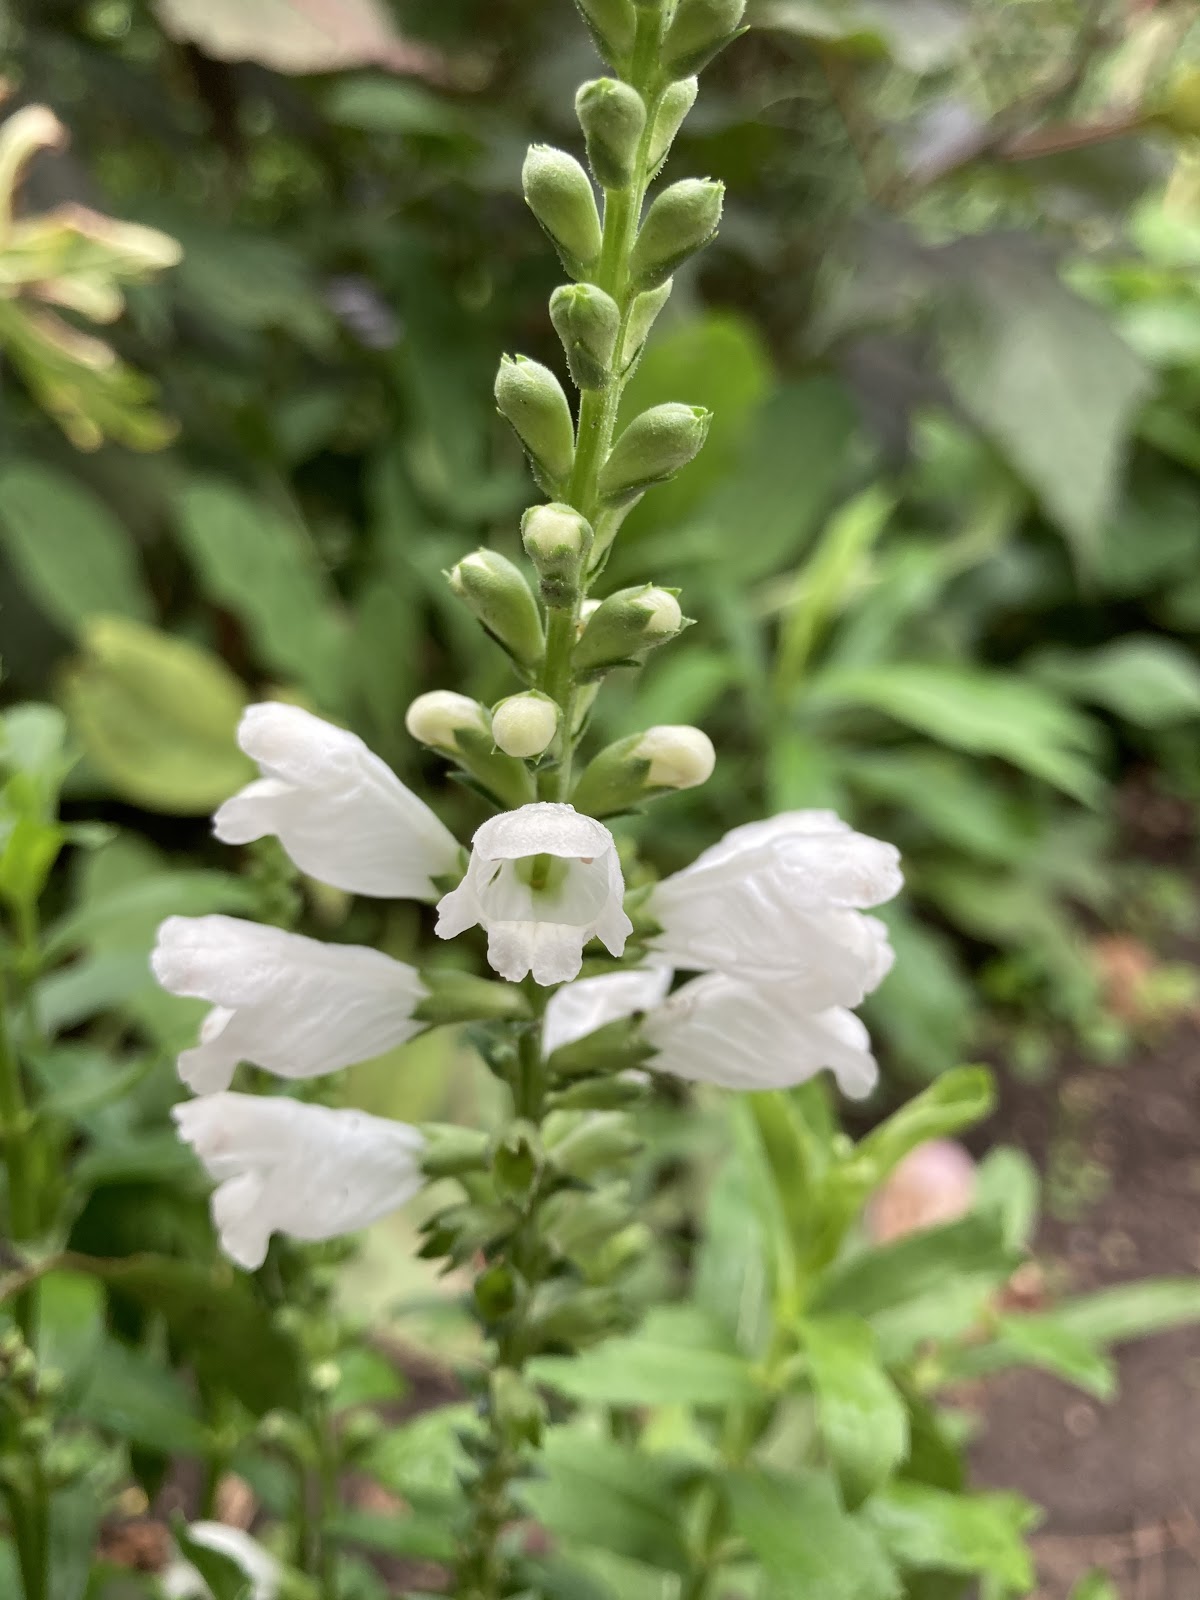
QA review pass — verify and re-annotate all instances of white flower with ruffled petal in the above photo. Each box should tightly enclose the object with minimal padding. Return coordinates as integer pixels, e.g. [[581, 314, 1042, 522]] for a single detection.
[[542, 963, 672, 1056], [161, 1523, 278, 1600], [435, 802, 632, 986], [152, 915, 427, 1094], [214, 703, 461, 900], [173, 1093, 425, 1269], [642, 970, 878, 1098], [649, 809, 901, 1005]]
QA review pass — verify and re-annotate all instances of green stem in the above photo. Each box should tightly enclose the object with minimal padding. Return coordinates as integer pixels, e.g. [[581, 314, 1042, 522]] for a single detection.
[[0, 976, 37, 1346], [538, 8, 671, 804]]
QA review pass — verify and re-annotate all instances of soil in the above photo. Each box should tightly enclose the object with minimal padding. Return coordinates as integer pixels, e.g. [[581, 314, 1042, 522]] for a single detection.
[[970, 1010, 1200, 1599]]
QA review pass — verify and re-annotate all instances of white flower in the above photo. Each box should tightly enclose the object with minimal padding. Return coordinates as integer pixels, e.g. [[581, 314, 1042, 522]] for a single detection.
[[642, 971, 878, 1098], [214, 702, 461, 900], [161, 1523, 278, 1600], [435, 802, 632, 986], [543, 964, 672, 1056], [152, 915, 427, 1094], [173, 1093, 425, 1270], [649, 809, 901, 1004]]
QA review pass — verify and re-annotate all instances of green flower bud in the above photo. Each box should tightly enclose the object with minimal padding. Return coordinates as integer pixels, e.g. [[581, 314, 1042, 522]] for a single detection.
[[546, 1110, 641, 1179], [620, 279, 673, 367], [522, 501, 593, 605], [629, 177, 723, 290], [415, 973, 532, 1030], [597, 403, 710, 505], [547, 1015, 654, 1079], [492, 1120, 542, 1198], [648, 77, 698, 172], [491, 1367, 546, 1449], [522, 145, 603, 272], [550, 282, 621, 390], [418, 1201, 513, 1266], [449, 548, 545, 668], [540, 1184, 635, 1257], [419, 1122, 492, 1179], [405, 690, 491, 754], [576, 78, 647, 190], [573, 583, 684, 675], [571, 724, 715, 815], [494, 354, 576, 495], [527, 1281, 625, 1348], [474, 1260, 519, 1320], [547, 1073, 648, 1111], [491, 691, 560, 759], [661, 0, 747, 76], [574, 0, 636, 65]]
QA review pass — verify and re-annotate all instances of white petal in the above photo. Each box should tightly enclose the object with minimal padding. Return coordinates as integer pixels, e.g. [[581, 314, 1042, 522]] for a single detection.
[[470, 802, 615, 862], [643, 973, 878, 1097], [543, 965, 673, 1056], [161, 1523, 279, 1600], [173, 1093, 425, 1268], [153, 915, 427, 1092], [213, 703, 460, 900]]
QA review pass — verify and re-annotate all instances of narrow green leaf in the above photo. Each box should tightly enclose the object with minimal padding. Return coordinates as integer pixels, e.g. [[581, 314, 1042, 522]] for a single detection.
[[947, 1314, 1116, 1400], [811, 1214, 1016, 1323], [1049, 1278, 1200, 1347]]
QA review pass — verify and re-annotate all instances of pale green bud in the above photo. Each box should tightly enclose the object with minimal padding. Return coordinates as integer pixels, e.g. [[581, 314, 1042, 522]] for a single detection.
[[522, 145, 603, 272], [492, 691, 560, 759], [576, 78, 647, 190], [573, 583, 684, 675], [405, 690, 490, 754], [527, 1281, 624, 1347], [545, 1110, 641, 1179], [449, 549, 545, 667], [494, 354, 576, 494], [574, 0, 637, 65], [662, 0, 747, 76], [550, 282, 621, 390], [621, 280, 673, 367], [522, 501, 592, 605], [491, 1368, 546, 1449], [648, 77, 698, 172], [630, 177, 723, 290], [415, 974, 532, 1030], [571, 723, 715, 815], [419, 1124, 492, 1179], [598, 402, 710, 504]]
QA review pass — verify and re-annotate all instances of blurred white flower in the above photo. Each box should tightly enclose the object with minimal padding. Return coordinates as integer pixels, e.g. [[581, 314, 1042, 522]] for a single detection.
[[649, 809, 901, 1004], [161, 1521, 278, 1600], [173, 1093, 425, 1270], [214, 702, 461, 900], [543, 963, 672, 1056], [642, 971, 878, 1098], [436, 802, 632, 985], [152, 915, 427, 1094]]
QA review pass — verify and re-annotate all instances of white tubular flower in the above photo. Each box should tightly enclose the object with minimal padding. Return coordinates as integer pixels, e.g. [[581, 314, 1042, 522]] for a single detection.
[[643, 972, 878, 1099], [152, 915, 427, 1094], [649, 809, 902, 1004], [162, 1523, 279, 1600], [173, 1093, 425, 1270], [435, 802, 632, 986], [213, 703, 461, 900], [543, 964, 672, 1056]]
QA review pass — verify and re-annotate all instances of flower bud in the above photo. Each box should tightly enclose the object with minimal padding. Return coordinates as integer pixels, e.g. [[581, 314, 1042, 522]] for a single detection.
[[522, 145, 603, 272], [620, 280, 673, 367], [491, 691, 560, 759], [415, 974, 532, 1031], [405, 690, 491, 754], [597, 403, 710, 505], [550, 283, 621, 391], [547, 1074, 648, 1112], [575, 78, 647, 190], [648, 77, 698, 172], [527, 1281, 625, 1347], [629, 178, 724, 290], [571, 724, 714, 815], [522, 502, 593, 605], [419, 1122, 492, 1179], [574, 0, 636, 65], [545, 1111, 641, 1179], [573, 584, 684, 675], [494, 354, 576, 494], [491, 1368, 546, 1449], [661, 0, 747, 76], [449, 549, 545, 668], [547, 1015, 653, 1078]]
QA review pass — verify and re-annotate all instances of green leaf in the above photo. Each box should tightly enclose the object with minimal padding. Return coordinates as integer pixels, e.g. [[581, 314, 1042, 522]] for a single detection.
[[801, 1315, 910, 1506], [329, 1509, 455, 1565], [172, 1520, 256, 1600], [520, 1430, 692, 1573], [973, 1148, 1040, 1253], [528, 1307, 761, 1407], [44, 869, 258, 960], [50, 1483, 105, 1600], [35, 951, 160, 1033], [813, 662, 1103, 804], [1, 704, 70, 789], [847, 748, 1033, 864], [64, 616, 252, 814], [853, 1068, 994, 1185], [0, 463, 152, 637], [173, 478, 346, 706], [728, 1469, 901, 1600], [862, 908, 976, 1083], [1069, 1572, 1118, 1600], [758, 0, 969, 72], [0, 814, 65, 911], [38, 1270, 107, 1405], [861, 1482, 1039, 1592], [812, 1214, 1016, 1323], [1048, 1278, 1200, 1347], [949, 1314, 1115, 1400], [1030, 636, 1200, 727], [77, 1336, 210, 1454], [935, 239, 1151, 566]]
